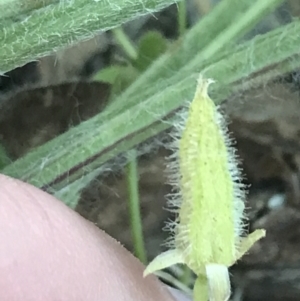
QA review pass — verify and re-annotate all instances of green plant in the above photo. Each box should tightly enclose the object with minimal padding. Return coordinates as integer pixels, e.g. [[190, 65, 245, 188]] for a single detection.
[[143, 76, 265, 301], [0, 0, 178, 72], [2, 0, 293, 199], [1, 0, 299, 298]]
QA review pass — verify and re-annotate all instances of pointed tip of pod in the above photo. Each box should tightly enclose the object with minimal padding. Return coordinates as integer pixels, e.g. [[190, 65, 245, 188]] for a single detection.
[[195, 75, 215, 99]]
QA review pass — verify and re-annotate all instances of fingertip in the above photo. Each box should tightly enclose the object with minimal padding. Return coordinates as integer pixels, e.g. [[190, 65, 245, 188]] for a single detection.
[[0, 175, 176, 301]]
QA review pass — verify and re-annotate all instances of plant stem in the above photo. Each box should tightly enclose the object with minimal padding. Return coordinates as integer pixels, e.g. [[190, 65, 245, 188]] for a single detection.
[[113, 27, 138, 60], [126, 149, 147, 264], [180, 266, 193, 286], [178, 0, 187, 36], [112, 26, 146, 264]]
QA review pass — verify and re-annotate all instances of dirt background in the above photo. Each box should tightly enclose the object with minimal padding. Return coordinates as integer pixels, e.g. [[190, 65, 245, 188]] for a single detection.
[[1, 1, 300, 300]]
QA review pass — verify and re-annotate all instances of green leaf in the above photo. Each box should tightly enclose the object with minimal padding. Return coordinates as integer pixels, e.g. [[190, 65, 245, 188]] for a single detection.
[[1, 0, 290, 210], [93, 65, 124, 85], [0, 0, 179, 72], [4, 18, 300, 192], [110, 65, 141, 96], [94, 64, 141, 97], [107, 0, 285, 116], [0, 0, 57, 21], [134, 31, 168, 71]]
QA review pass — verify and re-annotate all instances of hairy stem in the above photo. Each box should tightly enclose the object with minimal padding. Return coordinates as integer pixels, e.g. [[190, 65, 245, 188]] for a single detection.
[[177, 0, 187, 36]]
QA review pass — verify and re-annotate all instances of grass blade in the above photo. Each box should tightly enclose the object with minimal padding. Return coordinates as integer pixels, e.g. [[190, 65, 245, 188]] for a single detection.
[[2, 10, 299, 210]]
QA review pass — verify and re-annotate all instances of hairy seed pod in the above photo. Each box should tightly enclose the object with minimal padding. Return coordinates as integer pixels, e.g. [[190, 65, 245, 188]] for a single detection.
[[144, 75, 265, 301]]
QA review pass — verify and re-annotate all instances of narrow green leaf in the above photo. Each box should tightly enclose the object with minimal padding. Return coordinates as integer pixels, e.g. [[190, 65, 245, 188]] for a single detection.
[[2, 1, 297, 212], [3, 18, 300, 194], [107, 0, 284, 116], [1, 0, 178, 72]]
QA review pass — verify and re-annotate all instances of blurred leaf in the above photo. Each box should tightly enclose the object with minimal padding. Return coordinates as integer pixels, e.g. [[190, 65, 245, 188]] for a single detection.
[[134, 31, 168, 71], [94, 64, 140, 97], [94, 65, 124, 85], [111, 65, 141, 96]]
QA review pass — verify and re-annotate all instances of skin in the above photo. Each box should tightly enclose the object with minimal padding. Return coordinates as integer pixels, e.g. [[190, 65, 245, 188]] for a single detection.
[[0, 174, 191, 301]]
